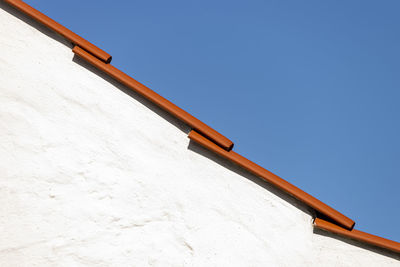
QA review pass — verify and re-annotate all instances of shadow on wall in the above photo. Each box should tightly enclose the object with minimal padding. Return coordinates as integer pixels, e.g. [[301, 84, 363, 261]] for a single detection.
[[72, 55, 190, 135], [189, 140, 400, 261], [0, 1, 71, 48], [2, 1, 399, 261], [1, 1, 189, 136], [188, 140, 313, 217], [313, 228, 400, 261]]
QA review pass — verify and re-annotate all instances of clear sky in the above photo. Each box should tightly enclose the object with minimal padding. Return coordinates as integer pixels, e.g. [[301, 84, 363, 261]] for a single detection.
[[25, 0, 400, 242]]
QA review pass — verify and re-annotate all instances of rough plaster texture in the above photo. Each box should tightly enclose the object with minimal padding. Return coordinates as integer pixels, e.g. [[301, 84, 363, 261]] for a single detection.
[[0, 4, 399, 266]]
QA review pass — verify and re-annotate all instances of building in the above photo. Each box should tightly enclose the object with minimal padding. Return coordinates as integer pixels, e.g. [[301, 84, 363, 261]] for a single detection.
[[1, 0, 399, 265]]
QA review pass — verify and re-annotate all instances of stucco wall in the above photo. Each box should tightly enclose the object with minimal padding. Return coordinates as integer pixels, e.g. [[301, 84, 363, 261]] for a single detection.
[[0, 4, 399, 266]]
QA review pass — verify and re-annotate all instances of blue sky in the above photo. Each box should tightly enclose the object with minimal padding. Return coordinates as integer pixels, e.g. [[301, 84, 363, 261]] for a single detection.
[[25, 0, 400, 242]]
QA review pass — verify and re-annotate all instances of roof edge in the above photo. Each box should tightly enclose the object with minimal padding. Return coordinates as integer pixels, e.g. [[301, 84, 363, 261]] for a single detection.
[[314, 218, 400, 254], [4, 0, 112, 63], [72, 46, 234, 151], [188, 130, 355, 230]]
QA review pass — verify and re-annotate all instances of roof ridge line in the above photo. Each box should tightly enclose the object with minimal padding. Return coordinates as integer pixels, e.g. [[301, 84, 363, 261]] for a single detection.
[[188, 130, 355, 230], [4, 0, 112, 63], [314, 218, 400, 254], [72, 45, 234, 151]]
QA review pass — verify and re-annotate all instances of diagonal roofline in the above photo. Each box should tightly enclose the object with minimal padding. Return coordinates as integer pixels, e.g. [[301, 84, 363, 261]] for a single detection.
[[188, 130, 354, 229], [314, 218, 400, 254], [3, 0, 400, 255], [4, 0, 111, 63]]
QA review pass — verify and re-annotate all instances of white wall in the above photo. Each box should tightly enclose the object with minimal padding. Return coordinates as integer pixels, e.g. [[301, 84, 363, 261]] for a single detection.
[[0, 4, 399, 266]]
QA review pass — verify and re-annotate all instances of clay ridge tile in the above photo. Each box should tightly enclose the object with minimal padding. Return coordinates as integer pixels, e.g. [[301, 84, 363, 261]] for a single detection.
[[314, 218, 400, 254], [188, 130, 355, 230], [72, 46, 234, 151], [4, 0, 112, 63]]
